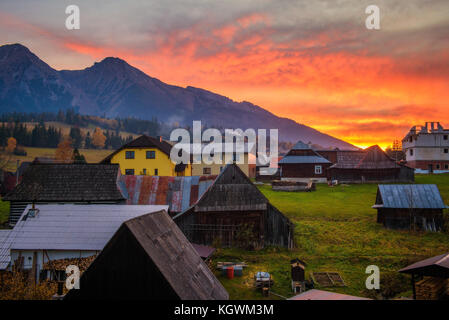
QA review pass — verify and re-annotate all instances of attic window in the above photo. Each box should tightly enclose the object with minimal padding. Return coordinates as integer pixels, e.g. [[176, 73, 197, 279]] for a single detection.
[[146, 151, 155, 159], [444, 135, 448, 140], [125, 151, 135, 159]]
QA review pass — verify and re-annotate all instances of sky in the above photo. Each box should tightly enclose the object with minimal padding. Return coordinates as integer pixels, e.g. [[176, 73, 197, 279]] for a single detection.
[[1, 0, 449, 149]]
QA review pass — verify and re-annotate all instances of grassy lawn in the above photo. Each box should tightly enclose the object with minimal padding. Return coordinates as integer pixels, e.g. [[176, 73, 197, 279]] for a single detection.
[[214, 174, 449, 300], [1, 147, 112, 171]]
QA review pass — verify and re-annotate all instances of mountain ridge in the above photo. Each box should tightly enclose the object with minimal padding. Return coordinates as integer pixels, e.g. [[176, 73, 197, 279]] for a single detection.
[[0, 43, 357, 149]]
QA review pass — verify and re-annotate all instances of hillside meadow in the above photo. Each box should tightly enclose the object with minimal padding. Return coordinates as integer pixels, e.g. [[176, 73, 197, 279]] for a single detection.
[[214, 174, 449, 300]]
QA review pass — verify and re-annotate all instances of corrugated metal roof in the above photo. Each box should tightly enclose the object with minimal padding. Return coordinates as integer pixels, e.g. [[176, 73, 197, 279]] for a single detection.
[[121, 175, 216, 212], [289, 289, 370, 300], [0, 230, 12, 269], [0, 204, 168, 269], [279, 155, 331, 164], [378, 184, 448, 209], [292, 141, 312, 150]]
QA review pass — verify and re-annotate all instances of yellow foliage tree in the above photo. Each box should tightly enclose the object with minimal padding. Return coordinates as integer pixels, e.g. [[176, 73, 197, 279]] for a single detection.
[[92, 127, 106, 149], [0, 271, 57, 300], [55, 138, 73, 162], [6, 137, 17, 153]]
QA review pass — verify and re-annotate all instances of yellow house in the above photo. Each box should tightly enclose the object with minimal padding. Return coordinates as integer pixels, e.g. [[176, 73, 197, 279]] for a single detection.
[[101, 135, 191, 176]]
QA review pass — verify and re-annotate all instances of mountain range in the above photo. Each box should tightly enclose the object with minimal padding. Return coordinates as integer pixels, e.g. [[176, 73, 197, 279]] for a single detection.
[[0, 43, 356, 149]]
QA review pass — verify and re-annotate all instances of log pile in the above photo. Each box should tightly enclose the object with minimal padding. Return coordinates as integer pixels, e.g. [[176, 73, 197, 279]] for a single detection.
[[416, 277, 448, 300], [42, 255, 97, 272]]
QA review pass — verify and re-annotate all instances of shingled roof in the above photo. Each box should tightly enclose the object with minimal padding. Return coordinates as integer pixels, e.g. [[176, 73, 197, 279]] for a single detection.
[[279, 140, 331, 164], [101, 135, 173, 163], [330, 145, 402, 169], [65, 210, 229, 300], [3, 164, 126, 202]]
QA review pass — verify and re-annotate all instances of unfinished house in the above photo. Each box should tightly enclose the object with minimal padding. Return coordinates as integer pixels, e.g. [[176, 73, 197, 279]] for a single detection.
[[402, 122, 449, 173], [174, 164, 294, 249], [373, 184, 448, 231], [3, 164, 127, 226], [64, 210, 229, 300], [327, 145, 414, 184]]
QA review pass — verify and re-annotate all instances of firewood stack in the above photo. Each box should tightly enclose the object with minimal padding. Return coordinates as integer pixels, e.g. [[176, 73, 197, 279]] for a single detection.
[[415, 277, 448, 300], [42, 255, 97, 272]]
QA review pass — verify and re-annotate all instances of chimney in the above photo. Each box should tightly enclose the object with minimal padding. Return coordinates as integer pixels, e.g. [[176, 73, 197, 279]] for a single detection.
[[159, 136, 163, 143]]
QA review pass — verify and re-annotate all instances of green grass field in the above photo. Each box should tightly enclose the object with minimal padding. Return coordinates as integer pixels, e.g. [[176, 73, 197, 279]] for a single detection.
[[214, 174, 449, 300]]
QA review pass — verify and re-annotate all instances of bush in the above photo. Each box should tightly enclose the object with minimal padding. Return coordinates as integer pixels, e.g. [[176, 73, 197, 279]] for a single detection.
[[362, 271, 410, 300]]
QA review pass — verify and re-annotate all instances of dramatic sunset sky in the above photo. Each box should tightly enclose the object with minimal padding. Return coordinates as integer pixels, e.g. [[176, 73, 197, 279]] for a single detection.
[[1, 0, 448, 148]]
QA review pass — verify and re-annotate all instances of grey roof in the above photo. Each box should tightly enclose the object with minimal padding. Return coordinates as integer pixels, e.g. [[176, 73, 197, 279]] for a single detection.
[[0, 230, 12, 269], [279, 156, 331, 164], [377, 184, 448, 209], [399, 253, 449, 277], [0, 204, 168, 269], [292, 141, 312, 150], [4, 164, 126, 202]]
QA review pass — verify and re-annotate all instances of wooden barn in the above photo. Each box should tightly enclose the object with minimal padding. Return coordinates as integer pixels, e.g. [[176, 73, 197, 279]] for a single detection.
[[3, 164, 127, 226], [174, 164, 294, 249], [64, 210, 229, 300], [373, 184, 448, 231], [327, 145, 414, 184], [279, 141, 332, 183]]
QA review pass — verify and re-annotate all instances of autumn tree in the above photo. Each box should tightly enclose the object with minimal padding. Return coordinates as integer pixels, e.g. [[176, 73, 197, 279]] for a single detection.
[[92, 127, 106, 149], [6, 137, 17, 153], [55, 138, 73, 162]]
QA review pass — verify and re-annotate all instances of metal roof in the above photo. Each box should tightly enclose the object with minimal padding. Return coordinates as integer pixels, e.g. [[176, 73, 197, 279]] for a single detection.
[[0, 204, 168, 269], [292, 141, 312, 150], [288, 289, 370, 300], [377, 184, 448, 209], [279, 155, 331, 164], [121, 175, 216, 212], [399, 253, 449, 277], [0, 230, 12, 269]]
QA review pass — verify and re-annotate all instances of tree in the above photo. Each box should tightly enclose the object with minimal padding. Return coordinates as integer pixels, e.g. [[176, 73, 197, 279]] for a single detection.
[[55, 138, 73, 162], [92, 127, 106, 149], [6, 137, 17, 153], [72, 148, 86, 163], [69, 127, 83, 149]]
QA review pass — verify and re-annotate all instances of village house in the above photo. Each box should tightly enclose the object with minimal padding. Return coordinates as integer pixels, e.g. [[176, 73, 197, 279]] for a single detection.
[[402, 122, 449, 173], [174, 142, 255, 177], [101, 135, 191, 176], [64, 210, 229, 300], [327, 145, 415, 184], [372, 184, 448, 231], [278, 141, 332, 183], [0, 204, 168, 279], [3, 163, 127, 226], [173, 164, 294, 249], [316, 148, 367, 166]]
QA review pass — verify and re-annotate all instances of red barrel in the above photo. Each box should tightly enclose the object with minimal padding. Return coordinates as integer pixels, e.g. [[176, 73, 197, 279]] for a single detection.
[[227, 267, 234, 279]]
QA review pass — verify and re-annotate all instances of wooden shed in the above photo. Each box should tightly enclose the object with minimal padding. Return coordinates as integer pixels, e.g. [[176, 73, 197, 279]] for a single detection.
[[278, 141, 332, 183], [327, 145, 414, 184], [373, 184, 448, 231], [64, 210, 228, 300], [174, 164, 294, 249]]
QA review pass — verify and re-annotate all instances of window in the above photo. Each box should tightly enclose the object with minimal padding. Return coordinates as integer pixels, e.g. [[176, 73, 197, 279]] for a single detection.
[[315, 165, 322, 175], [444, 135, 448, 140], [203, 167, 211, 175], [444, 149, 448, 154], [410, 149, 414, 156], [154, 168, 158, 176], [445, 164, 449, 170], [436, 164, 441, 170], [125, 169, 135, 175], [142, 169, 147, 175], [146, 150, 156, 159], [125, 151, 135, 159]]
